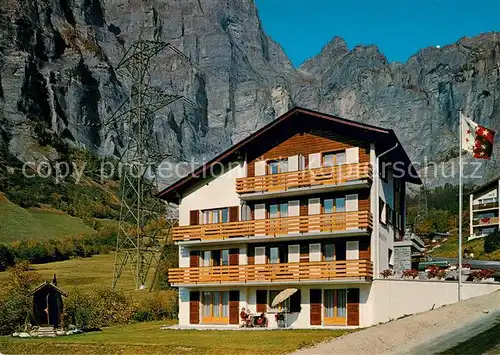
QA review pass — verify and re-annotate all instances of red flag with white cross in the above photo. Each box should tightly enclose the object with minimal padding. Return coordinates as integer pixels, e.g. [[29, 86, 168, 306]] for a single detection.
[[461, 115, 495, 159]]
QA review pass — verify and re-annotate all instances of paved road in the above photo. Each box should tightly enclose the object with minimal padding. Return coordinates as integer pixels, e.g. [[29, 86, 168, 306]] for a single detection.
[[434, 258, 500, 273]]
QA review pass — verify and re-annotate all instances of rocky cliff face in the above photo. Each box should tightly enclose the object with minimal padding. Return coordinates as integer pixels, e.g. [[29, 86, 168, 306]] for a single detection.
[[1, 0, 499, 186]]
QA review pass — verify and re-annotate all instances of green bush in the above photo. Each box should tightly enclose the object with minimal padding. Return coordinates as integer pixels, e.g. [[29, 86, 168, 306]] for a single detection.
[[0, 244, 14, 271], [8, 232, 115, 264], [0, 262, 42, 335], [62, 287, 137, 329], [134, 291, 178, 322], [484, 230, 500, 253]]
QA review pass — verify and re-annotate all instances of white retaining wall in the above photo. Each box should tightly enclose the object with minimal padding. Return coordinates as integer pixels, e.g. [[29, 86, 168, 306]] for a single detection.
[[367, 279, 500, 325]]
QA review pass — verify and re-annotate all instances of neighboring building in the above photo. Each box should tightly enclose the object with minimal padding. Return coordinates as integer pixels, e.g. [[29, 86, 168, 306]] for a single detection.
[[158, 107, 421, 328], [393, 230, 425, 273], [469, 178, 500, 240]]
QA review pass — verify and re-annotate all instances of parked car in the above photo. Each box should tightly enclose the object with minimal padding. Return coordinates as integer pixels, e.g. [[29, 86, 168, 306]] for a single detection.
[[412, 255, 450, 271]]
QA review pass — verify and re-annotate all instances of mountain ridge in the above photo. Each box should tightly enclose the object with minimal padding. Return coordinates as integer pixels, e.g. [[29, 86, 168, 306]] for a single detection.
[[0, 0, 499, 187]]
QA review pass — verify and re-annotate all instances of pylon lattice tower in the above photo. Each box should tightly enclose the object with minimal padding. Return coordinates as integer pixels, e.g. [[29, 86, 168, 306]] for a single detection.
[[111, 40, 186, 290]]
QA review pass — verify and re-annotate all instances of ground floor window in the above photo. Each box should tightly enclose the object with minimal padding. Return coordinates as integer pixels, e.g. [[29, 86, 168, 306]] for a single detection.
[[202, 291, 229, 323], [324, 289, 347, 325]]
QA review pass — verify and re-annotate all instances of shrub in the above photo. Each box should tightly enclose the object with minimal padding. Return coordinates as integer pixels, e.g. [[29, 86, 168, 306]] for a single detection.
[[0, 244, 14, 271], [484, 230, 500, 254], [380, 269, 393, 279], [133, 290, 178, 322], [0, 262, 42, 335], [62, 287, 137, 329], [401, 269, 419, 279]]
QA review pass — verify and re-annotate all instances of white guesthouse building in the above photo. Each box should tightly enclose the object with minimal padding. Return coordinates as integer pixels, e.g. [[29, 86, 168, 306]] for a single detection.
[[158, 107, 424, 328]]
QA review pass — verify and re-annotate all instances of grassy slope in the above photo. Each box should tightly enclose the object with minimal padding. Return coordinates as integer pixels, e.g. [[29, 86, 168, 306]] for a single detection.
[[429, 234, 500, 260], [0, 321, 346, 355], [0, 254, 155, 300], [0, 254, 347, 355], [0, 196, 95, 243]]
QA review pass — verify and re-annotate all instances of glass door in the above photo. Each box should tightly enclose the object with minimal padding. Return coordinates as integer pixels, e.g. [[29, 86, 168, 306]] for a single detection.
[[323, 289, 347, 325]]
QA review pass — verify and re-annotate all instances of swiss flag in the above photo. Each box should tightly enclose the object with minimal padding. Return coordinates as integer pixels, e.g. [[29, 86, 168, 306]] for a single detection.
[[462, 115, 495, 159]]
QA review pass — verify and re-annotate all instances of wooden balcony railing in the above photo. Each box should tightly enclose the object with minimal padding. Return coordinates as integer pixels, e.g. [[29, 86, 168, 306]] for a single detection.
[[472, 202, 499, 210], [236, 162, 372, 194], [472, 216, 499, 226], [168, 260, 373, 285], [172, 211, 373, 242]]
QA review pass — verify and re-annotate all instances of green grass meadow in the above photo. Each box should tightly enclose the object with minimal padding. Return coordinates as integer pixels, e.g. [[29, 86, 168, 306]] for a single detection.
[[0, 320, 346, 355], [0, 197, 95, 243]]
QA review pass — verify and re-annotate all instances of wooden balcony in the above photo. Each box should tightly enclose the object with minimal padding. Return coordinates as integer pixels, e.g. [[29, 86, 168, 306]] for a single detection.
[[168, 260, 373, 285], [172, 211, 373, 242], [472, 202, 499, 211], [236, 162, 372, 195], [472, 216, 499, 226]]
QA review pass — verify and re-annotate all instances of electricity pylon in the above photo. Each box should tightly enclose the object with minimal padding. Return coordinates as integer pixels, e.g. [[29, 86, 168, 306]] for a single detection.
[[110, 39, 192, 290]]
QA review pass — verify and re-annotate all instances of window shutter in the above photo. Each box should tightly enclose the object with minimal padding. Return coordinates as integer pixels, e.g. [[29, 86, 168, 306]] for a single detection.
[[229, 248, 239, 266], [310, 289, 322, 325], [308, 198, 321, 215], [229, 291, 240, 324], [254, 204, 266, 220], [309, 243, 321, 262], [345, 194, 359, 212], [256, 290, 267, 313], [308, 153, 321, 169], [347, 288, 360, 326], [189, 210, 199, 225], [190, 251, 199, 267], [288, 200, 300, 217], [288, 244, 300, 263], [345, 147, 359, 164], [189, 291, 200, 324], [229, 206, 239, 222], [247, 246, 255, 265], [255, 161, 266, 176], [288, 155, 299, 172], [346, 241, 359, 260], [255, 246, 266, 264], [290, 290, 302, 313]]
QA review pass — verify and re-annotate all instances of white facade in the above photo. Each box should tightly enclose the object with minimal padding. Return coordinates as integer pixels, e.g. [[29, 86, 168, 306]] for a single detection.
[[469, 179, 500, 240]]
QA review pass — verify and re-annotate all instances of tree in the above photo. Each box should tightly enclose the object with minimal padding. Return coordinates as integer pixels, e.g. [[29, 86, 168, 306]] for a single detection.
[[484, 230, 500, 254], [0, 244, 14, 271]]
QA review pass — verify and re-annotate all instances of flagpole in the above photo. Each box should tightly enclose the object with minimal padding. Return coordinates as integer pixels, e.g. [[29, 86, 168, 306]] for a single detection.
[[458, 110, 463, 302]]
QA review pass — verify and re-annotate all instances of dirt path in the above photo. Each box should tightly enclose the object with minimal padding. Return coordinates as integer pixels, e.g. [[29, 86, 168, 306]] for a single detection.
[[293, 290, 500, 355]]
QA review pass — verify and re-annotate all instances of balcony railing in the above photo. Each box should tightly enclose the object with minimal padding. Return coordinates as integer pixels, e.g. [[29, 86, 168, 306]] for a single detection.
[[236, 162, 372, 194], [168, 260, 373, 285], [172, 211, 373, 242], [472, 202, 499, 211], [472, 216, 499, 226]]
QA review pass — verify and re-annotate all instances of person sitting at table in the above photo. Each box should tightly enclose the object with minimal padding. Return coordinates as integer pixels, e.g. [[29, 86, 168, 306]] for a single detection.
[[240, 308, 248, 327], [256, 312, 268, 327]]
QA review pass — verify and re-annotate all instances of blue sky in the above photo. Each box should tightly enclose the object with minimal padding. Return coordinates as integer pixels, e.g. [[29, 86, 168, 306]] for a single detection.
[[255, 0, 500, 66]]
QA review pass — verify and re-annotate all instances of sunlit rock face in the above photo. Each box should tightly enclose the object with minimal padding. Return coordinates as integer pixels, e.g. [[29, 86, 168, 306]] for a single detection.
[[1, 0, 499, 186]]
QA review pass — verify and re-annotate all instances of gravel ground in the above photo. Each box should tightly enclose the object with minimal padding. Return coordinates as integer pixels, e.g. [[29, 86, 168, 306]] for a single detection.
[[293, 290, 500, 355]]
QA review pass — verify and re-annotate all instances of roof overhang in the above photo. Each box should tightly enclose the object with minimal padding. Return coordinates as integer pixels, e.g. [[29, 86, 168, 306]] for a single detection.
[[157, 107, 422, 203]]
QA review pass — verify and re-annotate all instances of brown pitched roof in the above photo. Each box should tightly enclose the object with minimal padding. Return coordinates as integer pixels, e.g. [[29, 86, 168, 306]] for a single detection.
[[157, 106, 421, 203], [29, 281, 68, 297]]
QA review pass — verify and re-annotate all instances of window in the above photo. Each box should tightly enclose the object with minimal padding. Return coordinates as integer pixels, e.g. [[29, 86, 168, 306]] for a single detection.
[[324, 244, 336, 261], [269, 203, 288, 218], [201, 251, 211, 267], [202, 291, 229, 323], [388, 249, 394, 268], [324, 289, 347, 325], [323, 197, 345, 213], [323, 151, 346, 167], [202, 208, 229, 224], [387, 205, 394, 225], [269, 247, 279, 264], [379, 198, 386, 225], [268, 159, 288, 174], [221, 249, 229, 266]]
